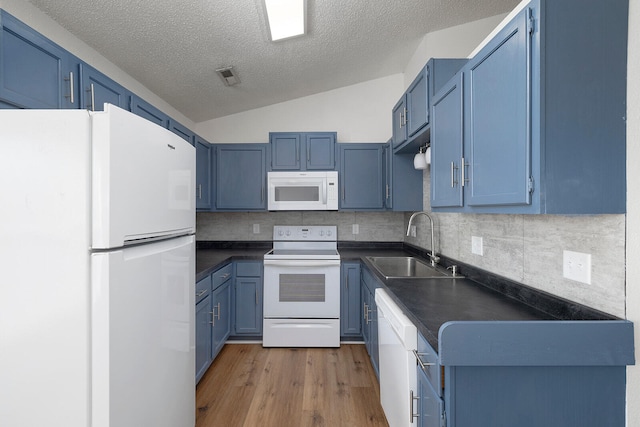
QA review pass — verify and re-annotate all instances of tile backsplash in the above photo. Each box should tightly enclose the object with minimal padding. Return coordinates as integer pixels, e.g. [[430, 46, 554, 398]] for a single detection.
[[404, 171, 626, 318], [196, 211, 406, 242]]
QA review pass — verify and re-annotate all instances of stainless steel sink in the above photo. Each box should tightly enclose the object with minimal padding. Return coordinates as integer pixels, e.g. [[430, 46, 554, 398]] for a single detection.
[[366, 256, 455, 279]]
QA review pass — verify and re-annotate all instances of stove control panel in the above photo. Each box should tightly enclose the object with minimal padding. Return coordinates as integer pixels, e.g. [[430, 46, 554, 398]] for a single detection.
[[273, 225, 337, 241]]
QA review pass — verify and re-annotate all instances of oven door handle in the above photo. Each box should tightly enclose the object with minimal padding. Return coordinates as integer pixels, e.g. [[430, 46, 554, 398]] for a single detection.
[[264, 259, 341, 267]]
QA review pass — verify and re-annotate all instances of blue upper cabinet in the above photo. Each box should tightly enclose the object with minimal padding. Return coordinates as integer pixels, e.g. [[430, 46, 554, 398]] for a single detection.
[[168, 119, 195, 146], [79, 63, 129, 112], [405, 66, 429, 138], [195, 136, 212, 211], [270, 132, 336, 170], [215, 144, 267, 211], [431, 70, 465, 208], [431, 0, 628, 214], [130, 95, 169, 128], [393, 59, 467, 154], [465, 6, 531, 208], [383, 143, 423, 211], [339, 143, 385, 210], [0, 11, 77, 109]]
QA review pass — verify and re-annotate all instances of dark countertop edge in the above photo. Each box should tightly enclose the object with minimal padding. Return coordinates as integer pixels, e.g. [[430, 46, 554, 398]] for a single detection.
[[195, 240, 620, 322]]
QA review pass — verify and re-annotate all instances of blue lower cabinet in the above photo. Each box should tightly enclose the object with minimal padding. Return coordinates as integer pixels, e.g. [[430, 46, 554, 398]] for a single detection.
[[416, 367, 445, 427], [340, 262, 361, 338], [232, 261, 263, 336], [195, 293, 212, 383], [211, 280, 231, 359], [360, 267, 379, 377]]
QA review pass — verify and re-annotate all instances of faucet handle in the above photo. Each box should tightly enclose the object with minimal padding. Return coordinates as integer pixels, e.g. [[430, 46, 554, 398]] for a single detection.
[[447, 265, 458, 277]]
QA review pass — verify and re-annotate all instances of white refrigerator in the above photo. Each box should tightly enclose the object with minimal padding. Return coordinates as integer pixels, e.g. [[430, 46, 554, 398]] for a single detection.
[[0, 104, 196, 427]]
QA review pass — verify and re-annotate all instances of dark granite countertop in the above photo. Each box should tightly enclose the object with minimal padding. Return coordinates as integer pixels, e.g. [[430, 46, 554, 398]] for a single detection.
[[197, 241, 618, 350]]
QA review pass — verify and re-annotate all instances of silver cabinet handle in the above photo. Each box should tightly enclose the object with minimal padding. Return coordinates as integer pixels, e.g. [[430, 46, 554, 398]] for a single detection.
[[215, 302, 221, 320], [461, 157, 469, 187], [410, 390, 420, 423], [64, 72, 74, 104], [209, 310, 215, 326], [403, 107, 408, 126], [196, 289, 207, 298], [450, 161, 459, 188], [363, 302, 368, 323], [412, 349, 436, 370], [198, 184, 202, 200], [86, 83, 96, 111]]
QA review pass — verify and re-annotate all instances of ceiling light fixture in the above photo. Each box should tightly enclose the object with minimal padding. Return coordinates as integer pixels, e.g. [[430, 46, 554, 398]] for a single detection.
[[215, 66, 240, 86], [264, 0, 307, 42]]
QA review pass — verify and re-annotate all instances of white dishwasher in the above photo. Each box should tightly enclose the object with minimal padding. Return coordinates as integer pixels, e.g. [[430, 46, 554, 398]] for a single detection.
[[376, 288, 418, 427]]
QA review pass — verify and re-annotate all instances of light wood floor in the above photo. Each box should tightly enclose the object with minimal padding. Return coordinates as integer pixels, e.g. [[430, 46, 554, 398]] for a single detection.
[[196, 343, 389, 427]]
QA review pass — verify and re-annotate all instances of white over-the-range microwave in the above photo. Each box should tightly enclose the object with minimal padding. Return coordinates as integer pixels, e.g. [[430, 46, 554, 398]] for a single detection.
[[267, 171, 338, 211]]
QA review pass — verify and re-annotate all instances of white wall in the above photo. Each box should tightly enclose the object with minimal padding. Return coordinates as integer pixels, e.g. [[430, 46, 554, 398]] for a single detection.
[[0, 0, 194, 127], [403, 14, 507, 85], [625, 1, 639, 425], [195, 74, 403, 143]]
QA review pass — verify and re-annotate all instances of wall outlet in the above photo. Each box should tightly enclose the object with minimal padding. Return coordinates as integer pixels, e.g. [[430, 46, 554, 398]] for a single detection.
[[471, 236, 483, 256], [252, 223, 260, 234], [352, 224, 359, 234], [563, 250, 591, 284], [410, 225, 417, 237]]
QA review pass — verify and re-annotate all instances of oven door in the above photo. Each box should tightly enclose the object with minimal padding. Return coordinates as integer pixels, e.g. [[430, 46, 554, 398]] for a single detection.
[[263, 259, 340, 318]]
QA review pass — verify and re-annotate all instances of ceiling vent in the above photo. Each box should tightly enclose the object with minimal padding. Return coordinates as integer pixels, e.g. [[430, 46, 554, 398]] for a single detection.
[[216, 66, 240, 86]]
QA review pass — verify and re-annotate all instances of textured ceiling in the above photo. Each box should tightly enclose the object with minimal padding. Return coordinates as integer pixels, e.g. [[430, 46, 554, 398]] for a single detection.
[[27, 0, 520, 123]]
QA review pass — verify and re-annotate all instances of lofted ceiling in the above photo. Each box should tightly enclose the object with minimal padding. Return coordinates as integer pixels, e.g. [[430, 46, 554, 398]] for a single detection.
[[27, 0, 520, 123]]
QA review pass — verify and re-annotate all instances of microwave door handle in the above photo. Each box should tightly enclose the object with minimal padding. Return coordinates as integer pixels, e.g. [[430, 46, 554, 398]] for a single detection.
[[323, 180, 327, 204]]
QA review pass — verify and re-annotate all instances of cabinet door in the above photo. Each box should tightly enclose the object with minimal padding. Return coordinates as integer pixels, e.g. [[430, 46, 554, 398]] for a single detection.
[[130, 95, 169, 127], [431, 73, 464, 208], [340, 262, 361, 337], [168, 119, 194, 146], [0, 11, 76, 109], [406, 66, 429, 137], [215, 144, 267, 210], [195, 137, 212, 210], [417, 367, 445, 427], [233, 276, 263, 335], [211, 281, 231, 359], [339, 144, 385, 210], [270, 133, 301, 170], [305, 133, 336, 170], [465, 7, 532, 207], [79, 63, 128, 112], [391, 96, 407, 149], [195, 294, 212, 383]]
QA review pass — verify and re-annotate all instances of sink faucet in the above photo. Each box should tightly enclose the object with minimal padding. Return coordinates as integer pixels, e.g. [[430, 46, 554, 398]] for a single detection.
[[406, 211, 440, 267]]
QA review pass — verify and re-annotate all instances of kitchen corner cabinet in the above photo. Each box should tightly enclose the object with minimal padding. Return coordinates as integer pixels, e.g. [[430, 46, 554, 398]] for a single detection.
[[0, 10, 77, 109], [214, 144, 267, 211], [431, 0, 628, 214], [339, 143, 385, 210], [340, 262, 362, 338], [78, 63, 129, 112], [232, 261, 263, 336], [195, 136, 212, 210], [393, 58, 467, 154], [361, 266, 380, 378], [269, 132, 337, 171]]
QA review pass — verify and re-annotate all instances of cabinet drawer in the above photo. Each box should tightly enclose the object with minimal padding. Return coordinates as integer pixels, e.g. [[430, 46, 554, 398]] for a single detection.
[[235, 261, 262, 277], [416, 332, 441, 395], [196, 275, 212, 304], [212, 263, 233, 289]]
